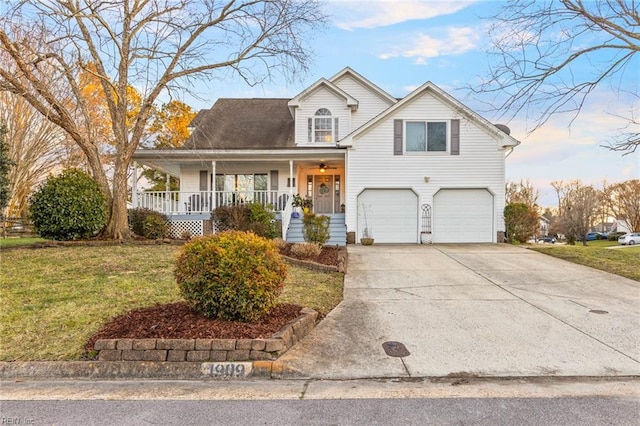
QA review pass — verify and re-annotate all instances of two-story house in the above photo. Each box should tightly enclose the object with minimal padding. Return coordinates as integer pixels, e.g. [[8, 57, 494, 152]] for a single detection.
[[132, 67, 520, 244]]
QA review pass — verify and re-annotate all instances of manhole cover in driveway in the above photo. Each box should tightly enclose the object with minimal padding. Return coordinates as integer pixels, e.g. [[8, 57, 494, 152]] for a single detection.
[[382, 341, 410, 357]]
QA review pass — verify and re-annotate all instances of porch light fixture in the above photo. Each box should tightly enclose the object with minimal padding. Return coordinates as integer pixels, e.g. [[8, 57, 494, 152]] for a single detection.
[[319, 163, 326, 173]]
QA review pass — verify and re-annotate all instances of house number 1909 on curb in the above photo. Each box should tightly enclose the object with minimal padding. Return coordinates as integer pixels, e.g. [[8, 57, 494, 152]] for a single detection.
[[201, 362, 252, 377]]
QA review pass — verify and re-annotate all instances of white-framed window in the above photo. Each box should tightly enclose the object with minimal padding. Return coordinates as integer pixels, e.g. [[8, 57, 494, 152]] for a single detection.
[[215, 173, 268, 204], [405, 121, 447, 153], [308, 108, 339, 143]]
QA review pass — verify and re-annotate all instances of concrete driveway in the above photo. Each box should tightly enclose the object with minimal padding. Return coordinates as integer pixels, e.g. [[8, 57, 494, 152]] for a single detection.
[[276, 244, 640, 379]]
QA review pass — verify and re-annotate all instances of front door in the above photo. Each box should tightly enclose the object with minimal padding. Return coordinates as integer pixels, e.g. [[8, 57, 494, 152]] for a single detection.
[[314, 175, 333, 214]]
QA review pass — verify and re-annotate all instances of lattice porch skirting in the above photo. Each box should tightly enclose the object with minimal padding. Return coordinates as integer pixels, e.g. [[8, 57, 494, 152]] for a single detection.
[[168, 220, 205, 239]]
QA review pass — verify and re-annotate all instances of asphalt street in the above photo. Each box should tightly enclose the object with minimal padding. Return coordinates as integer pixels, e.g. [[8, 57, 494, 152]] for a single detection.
[[2, 394, 638, 426]]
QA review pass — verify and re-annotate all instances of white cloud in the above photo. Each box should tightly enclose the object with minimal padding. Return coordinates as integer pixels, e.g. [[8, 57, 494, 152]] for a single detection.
[[331, 0, 476, 31], [411, 27, 478, 57], [378, 26, 481, 61]]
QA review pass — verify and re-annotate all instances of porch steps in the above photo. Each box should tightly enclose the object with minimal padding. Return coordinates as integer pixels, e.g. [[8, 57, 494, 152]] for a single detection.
[[285, 213, 346, 246]]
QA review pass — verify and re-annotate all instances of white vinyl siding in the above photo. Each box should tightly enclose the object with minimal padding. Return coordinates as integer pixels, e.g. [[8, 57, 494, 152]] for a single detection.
[[294, 87, 350, 145], [332, 74, 395, 130], [345, 91, 506, 243]]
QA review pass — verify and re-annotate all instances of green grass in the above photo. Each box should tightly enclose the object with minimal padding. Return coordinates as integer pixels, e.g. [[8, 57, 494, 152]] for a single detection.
[[529, 241, 640, 282], [0, 237, 45, 248], [279, 266, 344, 316], [0, 245, 344, 361]]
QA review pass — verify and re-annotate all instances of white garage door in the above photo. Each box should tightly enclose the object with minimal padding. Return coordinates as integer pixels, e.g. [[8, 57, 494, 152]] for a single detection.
[[357, 189, 418, 243], [433, 189, 494, 243]]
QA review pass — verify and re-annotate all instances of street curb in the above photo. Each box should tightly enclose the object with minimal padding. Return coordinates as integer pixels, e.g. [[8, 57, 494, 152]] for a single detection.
[[2, 361, 639, 381], [0, 361, 278, 380]]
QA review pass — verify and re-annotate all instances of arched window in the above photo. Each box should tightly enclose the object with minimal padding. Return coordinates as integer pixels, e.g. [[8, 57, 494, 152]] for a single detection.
[[307, 108, 339, 143]]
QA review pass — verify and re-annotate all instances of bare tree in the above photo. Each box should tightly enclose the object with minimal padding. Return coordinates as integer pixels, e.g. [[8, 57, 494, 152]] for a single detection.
[[0, 91, 66, 218], [603, 179, 640, 231], [553, 180, 601, 245], [505, 179, 540, 208], [0, 0, 326, 239], [473, 0, 639, 154]]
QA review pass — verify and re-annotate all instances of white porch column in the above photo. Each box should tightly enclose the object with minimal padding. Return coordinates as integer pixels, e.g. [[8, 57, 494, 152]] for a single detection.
[[289, 160, 293, 195], [165, 173, 170, 213], [132, 161, 138, 209], [211, 161, 216, 209]]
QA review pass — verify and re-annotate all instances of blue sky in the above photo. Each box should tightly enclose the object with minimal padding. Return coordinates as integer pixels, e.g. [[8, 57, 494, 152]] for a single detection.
[[183, 0, 639, 208]]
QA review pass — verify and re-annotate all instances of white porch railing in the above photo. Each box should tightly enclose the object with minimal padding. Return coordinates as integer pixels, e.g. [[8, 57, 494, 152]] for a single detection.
[[135, 190, 293, 216]]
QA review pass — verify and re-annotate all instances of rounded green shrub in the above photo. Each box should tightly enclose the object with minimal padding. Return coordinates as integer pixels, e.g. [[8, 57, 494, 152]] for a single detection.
[[128, 207, 168, 239], [143, 214, 168, 239], [302, 213, 331, 245], [211, 203, 278, 239], [290, 242, 322, 259], [174, 231, 288, 322], [29, 169, 106, 240]]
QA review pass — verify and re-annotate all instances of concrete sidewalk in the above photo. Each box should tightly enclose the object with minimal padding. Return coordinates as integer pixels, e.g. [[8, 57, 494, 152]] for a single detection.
[[275, 244, 640, 379]]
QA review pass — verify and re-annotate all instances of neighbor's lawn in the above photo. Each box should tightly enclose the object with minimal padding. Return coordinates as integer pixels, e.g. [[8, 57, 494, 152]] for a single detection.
[[0, 245, 344, 361], [529, 241, 640, 282]]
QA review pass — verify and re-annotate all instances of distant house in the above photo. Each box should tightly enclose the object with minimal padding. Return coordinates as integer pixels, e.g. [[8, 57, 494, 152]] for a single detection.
[[132, 67, 520, 244], [591, 219, 634, 234], [539, 216, 550, 236], [610, 219, 633, 234]]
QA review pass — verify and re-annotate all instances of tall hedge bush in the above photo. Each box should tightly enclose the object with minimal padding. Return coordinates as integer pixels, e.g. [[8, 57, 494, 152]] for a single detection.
[[128, 208, 169, 239], [29, 169, 106, 240], [504, 202, 539, 244], [302, 213, 330, 245], [174, 231, 287, 322], [211, 203, 278, 239]]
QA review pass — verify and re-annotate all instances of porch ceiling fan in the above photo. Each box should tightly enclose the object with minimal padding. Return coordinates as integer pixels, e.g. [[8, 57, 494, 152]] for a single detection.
[[318, 163, 338, 173]]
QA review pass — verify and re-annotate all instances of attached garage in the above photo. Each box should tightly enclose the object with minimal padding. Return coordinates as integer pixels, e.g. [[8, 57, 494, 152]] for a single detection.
[[357, 189, 418, 243], [433, 189, 494, 243]]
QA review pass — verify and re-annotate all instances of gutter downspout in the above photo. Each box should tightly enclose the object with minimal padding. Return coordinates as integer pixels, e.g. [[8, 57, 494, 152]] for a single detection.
[[505, 147, 515, 158]]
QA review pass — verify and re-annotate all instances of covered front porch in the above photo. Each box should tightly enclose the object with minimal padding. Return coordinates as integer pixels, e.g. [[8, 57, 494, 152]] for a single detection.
[[131, 149, 347, 242], [133, 189, 293, 216]]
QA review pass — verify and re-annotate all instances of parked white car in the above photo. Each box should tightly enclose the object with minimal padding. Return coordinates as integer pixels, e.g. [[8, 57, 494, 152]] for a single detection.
[[618, 232, 640, 245]]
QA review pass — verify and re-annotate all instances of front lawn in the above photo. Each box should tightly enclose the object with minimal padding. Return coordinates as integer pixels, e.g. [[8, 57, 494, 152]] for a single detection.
[[0, 245, 344, 361], [0, 237, 45, 248], [529, 243, 640, 282]]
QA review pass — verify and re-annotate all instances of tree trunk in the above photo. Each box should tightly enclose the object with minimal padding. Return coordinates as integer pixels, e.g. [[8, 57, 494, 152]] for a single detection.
[[101, 158, 131, 240]]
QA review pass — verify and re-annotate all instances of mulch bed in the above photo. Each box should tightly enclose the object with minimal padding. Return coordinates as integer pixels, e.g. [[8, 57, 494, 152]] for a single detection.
[[84, 244, 342, 356], [279, 244, 340, 266], [84, 302, 302, 353]]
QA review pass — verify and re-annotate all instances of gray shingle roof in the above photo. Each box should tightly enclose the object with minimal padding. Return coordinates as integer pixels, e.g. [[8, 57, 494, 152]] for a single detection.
[[179, 98, 294, 150]]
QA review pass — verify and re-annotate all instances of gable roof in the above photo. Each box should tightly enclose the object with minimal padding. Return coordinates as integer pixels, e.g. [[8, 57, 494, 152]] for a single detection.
[[329, 67, 397, 105], [179, 98, 294, 150], [187, 108, 210, 131], [287, 78, 359, 115], [339, 81, 521, 149]]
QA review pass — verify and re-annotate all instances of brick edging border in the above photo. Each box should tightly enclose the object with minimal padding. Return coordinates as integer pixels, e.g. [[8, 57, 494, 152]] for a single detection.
[[282, 246, 347, 273], [94, 307, 318, 363]]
